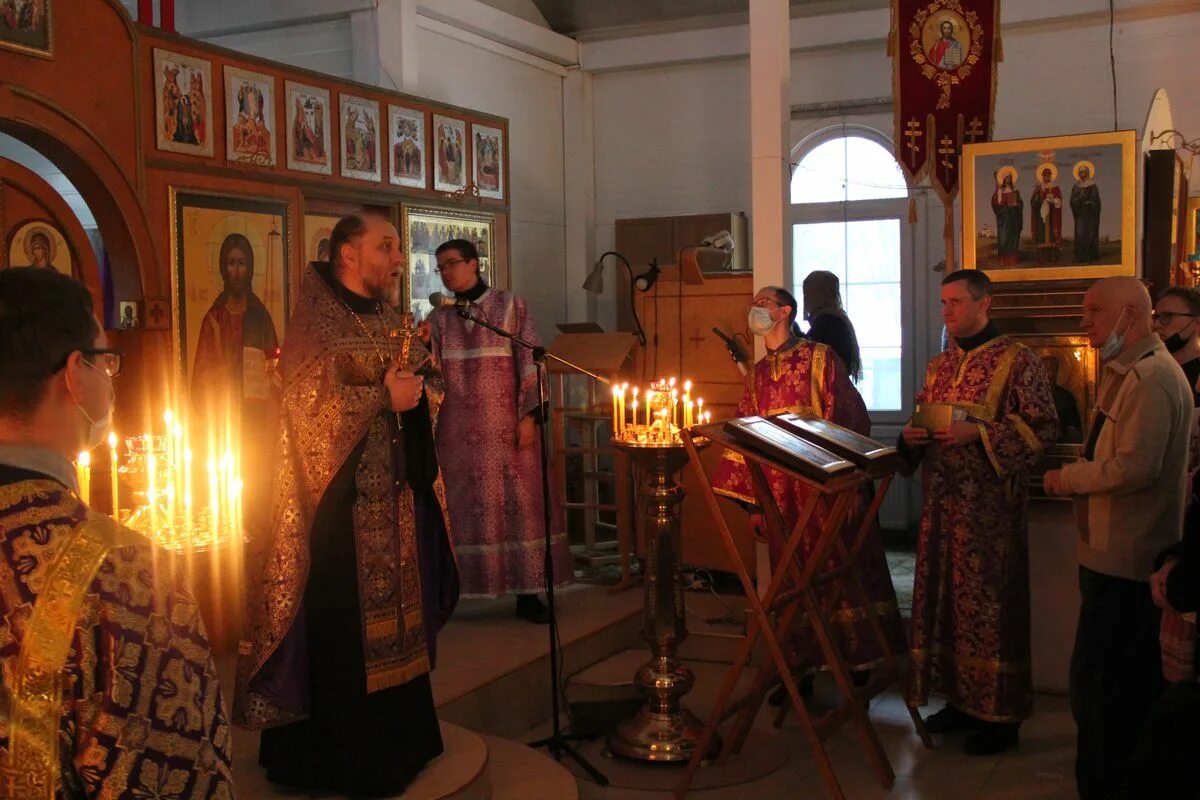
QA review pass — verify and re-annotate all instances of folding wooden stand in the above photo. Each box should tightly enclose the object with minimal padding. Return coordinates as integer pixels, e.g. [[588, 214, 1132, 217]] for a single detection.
[[675, 424, 931, 800]]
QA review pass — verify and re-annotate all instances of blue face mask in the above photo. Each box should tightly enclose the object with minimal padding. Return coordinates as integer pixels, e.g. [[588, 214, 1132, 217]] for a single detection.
[[748, 307, 776, 336], [1098, 307, 1131, 361]]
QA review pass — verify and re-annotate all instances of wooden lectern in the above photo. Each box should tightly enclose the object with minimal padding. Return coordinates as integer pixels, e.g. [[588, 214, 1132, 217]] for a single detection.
[[676, 417, 930, 800]]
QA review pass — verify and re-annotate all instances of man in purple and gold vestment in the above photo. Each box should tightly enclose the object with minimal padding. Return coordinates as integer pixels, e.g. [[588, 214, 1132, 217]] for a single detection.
[[901, 269, 1058, 755], [713, 285, 906, 700], [0, 268, 234, 799], [235, 215, 458, 797]]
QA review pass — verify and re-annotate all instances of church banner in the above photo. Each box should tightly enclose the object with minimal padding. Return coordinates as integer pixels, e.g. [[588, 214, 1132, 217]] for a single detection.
[[890, 0, 1001, 201]]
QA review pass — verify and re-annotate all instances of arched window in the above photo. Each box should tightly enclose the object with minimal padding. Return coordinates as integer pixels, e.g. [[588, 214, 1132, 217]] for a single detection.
[[791, 135, 908, 204], [790, 130, 910, 413]]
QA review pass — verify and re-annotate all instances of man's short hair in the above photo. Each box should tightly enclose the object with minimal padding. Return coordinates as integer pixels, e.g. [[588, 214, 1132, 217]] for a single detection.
[[329, 215, 369, 270], [1160, 286, 1200, 316], [0, 268, 98, 418], [435, 238, 479, 264], [941, 269, 993, 300]]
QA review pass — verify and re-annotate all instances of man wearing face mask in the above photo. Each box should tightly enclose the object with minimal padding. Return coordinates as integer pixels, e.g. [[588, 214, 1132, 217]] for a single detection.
[[236, 214, 459, 796], [0, 268, 235, 797], [1151, 287, 1200, 531], [713, 286, 906, 702], [901, 270, 1058, 756], [1043, 277, 1192, 800]]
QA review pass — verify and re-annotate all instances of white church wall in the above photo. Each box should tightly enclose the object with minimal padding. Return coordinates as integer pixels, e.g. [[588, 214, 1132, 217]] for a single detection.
[[204, 19, 356, 80], [589, 0, 1200, 529], [414, 26, 569, 344]]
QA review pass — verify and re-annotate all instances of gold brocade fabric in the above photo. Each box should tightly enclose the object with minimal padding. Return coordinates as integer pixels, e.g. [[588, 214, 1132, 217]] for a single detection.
[[905, 336, 1058, 722], [0, 479, 234, 799], [234, 264, 449, 729]]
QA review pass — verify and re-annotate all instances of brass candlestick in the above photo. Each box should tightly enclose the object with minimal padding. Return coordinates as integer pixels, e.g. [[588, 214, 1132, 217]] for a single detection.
[[608, 438, 716, 762]]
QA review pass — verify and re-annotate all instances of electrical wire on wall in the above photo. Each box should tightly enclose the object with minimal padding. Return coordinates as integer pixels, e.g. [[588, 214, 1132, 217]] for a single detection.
[[1109, 0, 1118, 131], [677, 267, 684, 380]]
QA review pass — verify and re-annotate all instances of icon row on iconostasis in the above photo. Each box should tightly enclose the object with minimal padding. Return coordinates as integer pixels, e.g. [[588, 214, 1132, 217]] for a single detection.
[[151, 48, 505, 200]]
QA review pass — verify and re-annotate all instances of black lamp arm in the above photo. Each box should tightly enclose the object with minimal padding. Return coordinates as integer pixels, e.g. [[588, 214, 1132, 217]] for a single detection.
[[596, 250, 647, 347]]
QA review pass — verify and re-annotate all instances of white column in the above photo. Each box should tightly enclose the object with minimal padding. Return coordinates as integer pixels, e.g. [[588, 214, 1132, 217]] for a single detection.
[[749, 0, 791, 597], [749, 0, 791, 362], [563, 68, 596, 323]]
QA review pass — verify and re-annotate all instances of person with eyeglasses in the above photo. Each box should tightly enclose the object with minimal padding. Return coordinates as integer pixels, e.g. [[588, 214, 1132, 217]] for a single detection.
[[1043, 277, 1192, 799], [0, 268, 234, 798], [425, 238, 572, 624], [711, 285, 905, 707], [1117, 285, 1200, 799]]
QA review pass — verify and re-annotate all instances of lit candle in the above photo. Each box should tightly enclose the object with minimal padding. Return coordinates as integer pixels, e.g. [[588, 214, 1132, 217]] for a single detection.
[[222, 451, 234, 536], [612, 385, 620, 437], [183, 448, 194, 531], [684, 380, 692, 396], [148, 454, 158, 532], [697, 398, 704, 423], [208, 458, 219, 537], [670, 390, 679, 429], [108, 433, 119, 517], [618, 383, 627, 436], [173, 422, 184, 510], [630, 399, 638, 435], [76, 451, 91, 505]]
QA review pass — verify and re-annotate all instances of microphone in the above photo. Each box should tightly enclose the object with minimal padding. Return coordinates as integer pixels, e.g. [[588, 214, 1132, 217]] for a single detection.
[[711, 327, 749, 376], [428, 292, 475, 309]]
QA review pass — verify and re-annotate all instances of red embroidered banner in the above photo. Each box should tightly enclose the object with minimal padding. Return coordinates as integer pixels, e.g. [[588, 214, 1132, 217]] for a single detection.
[[890, 0, 1001, 202]]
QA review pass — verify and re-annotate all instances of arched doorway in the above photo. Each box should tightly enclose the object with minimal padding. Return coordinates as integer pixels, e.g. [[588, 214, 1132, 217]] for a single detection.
[[0, 85, 153, 319]]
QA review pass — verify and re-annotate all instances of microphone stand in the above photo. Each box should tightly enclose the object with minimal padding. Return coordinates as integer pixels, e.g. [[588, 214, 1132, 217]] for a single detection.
[[452, 305, 610, 786]]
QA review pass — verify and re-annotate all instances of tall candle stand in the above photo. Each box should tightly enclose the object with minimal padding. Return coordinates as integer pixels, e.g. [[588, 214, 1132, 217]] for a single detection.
[[608, 437, 716, 763]]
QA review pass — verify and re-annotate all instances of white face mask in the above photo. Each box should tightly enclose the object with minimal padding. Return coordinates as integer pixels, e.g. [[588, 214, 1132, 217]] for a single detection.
[[1098, 307, 1131, 361], [748, 306, 777, 336], [76, 359, 114, 451]]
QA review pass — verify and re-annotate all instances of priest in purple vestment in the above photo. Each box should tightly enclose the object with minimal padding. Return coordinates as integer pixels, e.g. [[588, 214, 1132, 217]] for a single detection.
[[428, 238, 573, 624], [235, 215, 458, 796]]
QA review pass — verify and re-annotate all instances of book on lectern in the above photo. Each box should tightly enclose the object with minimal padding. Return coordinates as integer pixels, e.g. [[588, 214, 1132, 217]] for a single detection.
[[723, 416, 855, 482], [768, 413, 905, 477]]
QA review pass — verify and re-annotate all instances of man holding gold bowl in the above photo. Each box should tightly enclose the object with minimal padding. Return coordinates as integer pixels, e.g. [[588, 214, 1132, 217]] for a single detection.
[[899, 270, 1058, 756]]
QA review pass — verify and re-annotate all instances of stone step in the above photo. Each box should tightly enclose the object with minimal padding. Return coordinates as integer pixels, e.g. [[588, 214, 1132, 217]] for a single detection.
[[405, 723, 491, 800], [433, 586, 643, 739], [229, 721, 491, 799], [482, 735, 579, 800]]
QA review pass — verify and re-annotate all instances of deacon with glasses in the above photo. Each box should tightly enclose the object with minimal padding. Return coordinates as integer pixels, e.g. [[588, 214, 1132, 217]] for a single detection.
[[0, 268, 234, 798]]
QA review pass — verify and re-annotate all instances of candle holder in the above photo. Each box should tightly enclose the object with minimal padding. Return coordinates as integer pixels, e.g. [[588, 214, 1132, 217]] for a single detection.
[[612, 378, 711, 447], [607, 437, 717, 763], [117, 433, 242, 552]]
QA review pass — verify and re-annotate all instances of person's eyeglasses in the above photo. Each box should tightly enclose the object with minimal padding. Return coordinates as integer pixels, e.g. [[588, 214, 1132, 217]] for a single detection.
[[55, 348, 124, 378], [435, 257, 467, 274], [1151, 311, 1197, 327]]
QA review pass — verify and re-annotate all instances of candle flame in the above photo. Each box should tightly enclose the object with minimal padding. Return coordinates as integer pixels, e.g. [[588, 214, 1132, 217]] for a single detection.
[[77, 451, 90, 467], [107, 432, 117, 449]]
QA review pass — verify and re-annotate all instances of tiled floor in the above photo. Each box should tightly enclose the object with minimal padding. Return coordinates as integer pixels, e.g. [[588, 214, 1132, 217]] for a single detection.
[[563, 682, 1077, 800], [226, 569, 1082, 799]]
